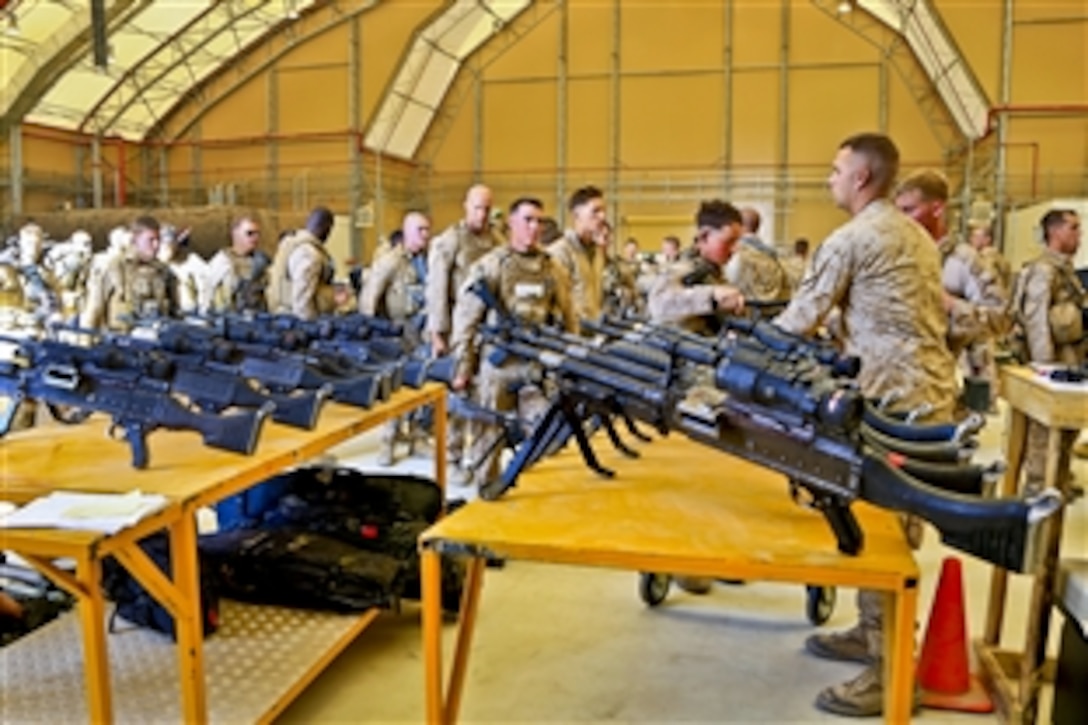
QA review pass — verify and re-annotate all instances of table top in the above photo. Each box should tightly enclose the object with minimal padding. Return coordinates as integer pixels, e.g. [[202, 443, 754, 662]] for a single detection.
[[422, 434, 919, 591], [0, 384, 443, 555], [1001, 365, 1088, 429]]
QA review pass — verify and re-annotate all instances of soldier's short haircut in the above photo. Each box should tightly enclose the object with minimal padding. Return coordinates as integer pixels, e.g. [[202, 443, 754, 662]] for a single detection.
[[231, 216, 256, 231], [840, 132, 900, 197], [696, 200, 742, 230], [794, 237, 810, 255], [388, 230, 404, 247], [131, 215, 160, 233], [568, 185, 604, 212], [662, 235, 680, 247], [895, 169, 949, 203], [509, 197, 543, 216], [1041, 208, 1077, 241]]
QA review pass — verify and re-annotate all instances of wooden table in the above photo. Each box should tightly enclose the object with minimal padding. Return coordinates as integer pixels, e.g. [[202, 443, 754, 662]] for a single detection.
[[420, 435, 919, 724], [977, 366, 1088, 723], [0, 384, 446, 723]]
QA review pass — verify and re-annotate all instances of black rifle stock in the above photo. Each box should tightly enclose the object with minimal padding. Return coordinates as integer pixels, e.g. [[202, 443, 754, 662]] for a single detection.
[[0, 359, 270, 468]]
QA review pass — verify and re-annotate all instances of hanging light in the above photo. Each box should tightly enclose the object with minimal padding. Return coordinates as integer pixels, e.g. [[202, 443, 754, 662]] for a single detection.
[[286, 0, 300, 20], [837, 1, 854, 14]]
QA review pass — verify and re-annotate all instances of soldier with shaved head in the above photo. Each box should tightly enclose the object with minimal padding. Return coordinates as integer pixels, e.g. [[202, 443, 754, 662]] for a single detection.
[[361, 210, 432, 466]]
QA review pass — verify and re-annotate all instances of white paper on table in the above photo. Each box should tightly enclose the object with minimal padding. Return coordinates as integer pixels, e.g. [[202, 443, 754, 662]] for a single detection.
[[0, 491, 169, 534]]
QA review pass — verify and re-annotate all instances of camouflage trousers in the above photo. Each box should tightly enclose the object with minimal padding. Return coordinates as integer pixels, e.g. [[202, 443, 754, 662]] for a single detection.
[[468, 359, 548, 488], [1024, 420, 1078, 495]]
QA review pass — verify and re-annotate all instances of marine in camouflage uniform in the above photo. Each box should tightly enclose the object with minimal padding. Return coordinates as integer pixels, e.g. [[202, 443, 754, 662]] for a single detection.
[[266, 207, 336, 321], [648, 200, 746, 596], [724, 208, 791, 307], [80, 216, 177, 332], [205, 217, 271, 314], [450, 198, 577, 490], [966, 224, 1014, 400], [360, 211, 431, 466], [603, 239, 643, 318], [894, 171, 1008, 411], [158, 226, 208, 316], [774, 135, 958, 718], [1009, 209, 1084, 492], [547, 185, 608, 322], [425, 185, 502, 477]]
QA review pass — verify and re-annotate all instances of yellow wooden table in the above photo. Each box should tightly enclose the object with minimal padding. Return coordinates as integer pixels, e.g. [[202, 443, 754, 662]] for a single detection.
[[977, 366, 1088, 723], [0, 384, 446, 723], [420, 435, 919, 724]]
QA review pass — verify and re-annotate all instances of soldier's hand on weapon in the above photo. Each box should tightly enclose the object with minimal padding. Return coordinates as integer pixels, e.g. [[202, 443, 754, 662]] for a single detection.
[[452, 372, 471, 391], [941, 290, 957, 314], [713, 286, 745, 314], [431, 331, 448, 356]]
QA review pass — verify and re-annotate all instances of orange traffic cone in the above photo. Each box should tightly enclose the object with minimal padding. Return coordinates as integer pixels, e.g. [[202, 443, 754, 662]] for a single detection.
[[915, 557, 994, 712]]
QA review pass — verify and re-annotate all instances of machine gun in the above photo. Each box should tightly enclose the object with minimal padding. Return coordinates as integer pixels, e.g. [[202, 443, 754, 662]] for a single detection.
[[468, 323, 1060, 573], [12, 333, 329, 430], [0, 349, 270, 469], [142, 322, 389, 408]]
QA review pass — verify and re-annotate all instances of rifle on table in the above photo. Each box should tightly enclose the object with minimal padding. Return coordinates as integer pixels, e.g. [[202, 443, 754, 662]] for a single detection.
[[14, 332, 329, 430], [141, 322, 389, 408], [0, 346, 270, 469], [469, 322, 1061, 573]]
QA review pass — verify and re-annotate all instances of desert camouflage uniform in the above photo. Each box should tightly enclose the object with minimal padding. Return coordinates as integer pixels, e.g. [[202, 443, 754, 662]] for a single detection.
[[774, 199, 958, 663], [779, 254, 808, 293], [266, 230, 335, 321], [938, 236, 1009, 411], [1010, 247, 1086, 492], [360, 245, 428, 457], [964, 245, 1014, 396], [204, 247, 271, 314], [724, 235, 791, 304], [450, 246, 576, 488], [426, 221, 501, 465], [80, 256, 176, 332], [648, 256, 726, 336], [603, 256, 642, 318], [547, 230, 605, 321], [0, 264, 36, 429], [165, 252, 208, 315]]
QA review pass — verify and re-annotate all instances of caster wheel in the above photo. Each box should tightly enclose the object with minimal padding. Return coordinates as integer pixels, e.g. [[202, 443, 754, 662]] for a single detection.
[[639, 573, 671, 607], [806, 585, 836, 625]]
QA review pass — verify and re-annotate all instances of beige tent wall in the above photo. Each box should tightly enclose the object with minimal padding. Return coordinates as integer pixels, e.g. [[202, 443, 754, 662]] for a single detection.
[[5, 1, 1087, 256]]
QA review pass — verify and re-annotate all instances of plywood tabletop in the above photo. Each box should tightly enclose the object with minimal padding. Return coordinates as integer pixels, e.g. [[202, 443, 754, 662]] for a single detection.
[[423, 434, 919, 590]]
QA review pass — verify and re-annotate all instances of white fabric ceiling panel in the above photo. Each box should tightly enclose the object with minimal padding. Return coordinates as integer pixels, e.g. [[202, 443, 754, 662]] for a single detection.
[[365, 0, 530, 158], [415, 54, 459, 106], [386, 101, 436, 159]]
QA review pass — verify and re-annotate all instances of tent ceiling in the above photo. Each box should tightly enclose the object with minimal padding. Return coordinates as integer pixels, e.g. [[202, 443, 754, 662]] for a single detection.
[[2, 0, 320, 140], [365, 0, 530, 160]]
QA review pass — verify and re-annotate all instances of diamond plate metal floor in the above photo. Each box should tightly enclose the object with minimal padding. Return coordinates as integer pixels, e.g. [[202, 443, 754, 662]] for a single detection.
[[0, 600, 379, 723]]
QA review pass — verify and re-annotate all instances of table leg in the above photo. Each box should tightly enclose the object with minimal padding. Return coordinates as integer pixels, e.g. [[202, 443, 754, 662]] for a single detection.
[[170, 514, 208, 724], [434, 389, 448, 491], [883, 579, 918, 725], [446, 556, 486, 724], [423, 548, 446, 725], [984, 407, 1028, 646], [75, 553, 113, 724], [1018, 426, 1071, 722]]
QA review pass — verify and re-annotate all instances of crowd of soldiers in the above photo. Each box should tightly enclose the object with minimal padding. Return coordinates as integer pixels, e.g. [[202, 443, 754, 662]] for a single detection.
[[1, 131, 1083, 718]]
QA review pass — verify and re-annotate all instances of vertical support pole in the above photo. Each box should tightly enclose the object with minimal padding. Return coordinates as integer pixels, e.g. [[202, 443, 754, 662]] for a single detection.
[[92, 134, 104, 209], [775, 0, 790, 245], [878, 61, 889, 133], [961, 139, 974, 238], [994, 0, 1013, 251], [9, 125, 23, 216], [556, 0, 569, 225], [190, 123, 202, 206], [348, 15, 364, 262], [608, 0, 621, 227], [139, 144, 152, 207], [75, 141, 87, 209], [375, 151, 385, 248], [267, 69, 280, 211], [723, 0, 734, 192], [115, 138, 126, 207], [473, 64, 484, 183], [158, 146, 170, 206]]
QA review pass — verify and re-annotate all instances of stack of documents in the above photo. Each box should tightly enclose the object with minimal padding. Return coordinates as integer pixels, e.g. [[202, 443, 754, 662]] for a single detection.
[[0, 491, 168, 534]]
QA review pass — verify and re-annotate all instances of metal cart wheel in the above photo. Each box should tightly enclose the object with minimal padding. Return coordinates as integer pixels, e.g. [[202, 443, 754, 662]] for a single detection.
[[639, 573, 671, 607], [805, 585, 836, 625]]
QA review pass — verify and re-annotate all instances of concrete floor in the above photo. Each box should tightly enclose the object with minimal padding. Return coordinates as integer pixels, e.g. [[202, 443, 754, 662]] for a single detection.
[[277, 403, 1087, 723]]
